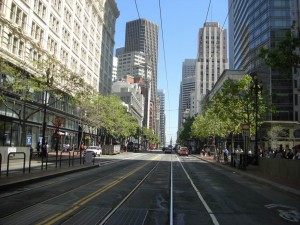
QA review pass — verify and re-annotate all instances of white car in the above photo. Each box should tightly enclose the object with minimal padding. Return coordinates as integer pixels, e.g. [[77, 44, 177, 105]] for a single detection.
[[85, 146, 102, 156]]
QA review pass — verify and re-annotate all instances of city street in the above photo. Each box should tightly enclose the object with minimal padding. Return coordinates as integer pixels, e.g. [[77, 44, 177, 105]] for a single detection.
[[0, 151, 299, 225]]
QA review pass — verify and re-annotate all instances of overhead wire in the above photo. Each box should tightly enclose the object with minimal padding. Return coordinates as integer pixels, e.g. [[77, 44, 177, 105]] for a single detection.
[[221, 0, 234, 30], [158, 0, 172, 142], [134, 0, 141, 19], [132, 0, 171, 143]]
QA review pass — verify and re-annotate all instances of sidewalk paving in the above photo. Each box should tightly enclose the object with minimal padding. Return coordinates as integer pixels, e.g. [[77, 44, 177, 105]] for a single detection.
[[195, 154, 300, 197]]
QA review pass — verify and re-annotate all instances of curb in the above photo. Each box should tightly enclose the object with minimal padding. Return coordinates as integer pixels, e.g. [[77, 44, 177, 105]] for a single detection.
[[0, 164, 99, 191]]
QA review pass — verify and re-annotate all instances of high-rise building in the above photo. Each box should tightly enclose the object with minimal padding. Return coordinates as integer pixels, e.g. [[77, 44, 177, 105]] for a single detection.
[[194, 22, 228, 115], [228, 0, 299, 122], [157, 89, 166, 146], [0, 0, 119, 147], [124, 19, 159, 132], [116, 51, 148, 81], [99, 0, 120, 96], [178, 59, 196, 128]]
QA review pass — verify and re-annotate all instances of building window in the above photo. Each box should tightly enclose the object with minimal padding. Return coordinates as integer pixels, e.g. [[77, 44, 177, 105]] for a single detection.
[[10, 3, 27, 31], [0, 0, 4, 13], [50, 14, 60, 33], [34, 0, 47, 20], [52, 0, 62, 13]]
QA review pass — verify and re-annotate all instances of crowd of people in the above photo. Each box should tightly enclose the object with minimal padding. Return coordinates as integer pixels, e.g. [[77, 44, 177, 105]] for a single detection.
[[262, 145, 300, 160]]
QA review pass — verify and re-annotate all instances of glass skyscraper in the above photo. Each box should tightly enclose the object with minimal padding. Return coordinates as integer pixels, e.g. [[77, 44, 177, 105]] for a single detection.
[[229, 0, 299, 121]]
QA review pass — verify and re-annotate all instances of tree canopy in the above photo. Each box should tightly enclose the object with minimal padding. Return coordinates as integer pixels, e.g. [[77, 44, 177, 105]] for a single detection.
[[191, 75, 270, 148]]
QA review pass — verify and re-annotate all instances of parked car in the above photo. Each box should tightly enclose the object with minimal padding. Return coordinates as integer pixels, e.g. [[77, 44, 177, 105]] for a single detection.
[[85, 146, 102, 157]]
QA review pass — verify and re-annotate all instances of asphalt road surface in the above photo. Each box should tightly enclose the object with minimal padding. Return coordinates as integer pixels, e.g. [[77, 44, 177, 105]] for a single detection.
[[0, 151, 299, 225]]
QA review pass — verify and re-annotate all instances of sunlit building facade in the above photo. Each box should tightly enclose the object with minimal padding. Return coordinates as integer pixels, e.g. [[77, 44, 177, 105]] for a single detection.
[[157, 89, 166, 146], [178, 59, 196, 129], [194, 22, 228, 115], [124, 18, 159, 133], [228, 0, 300, 147], [0, 0, 119, 148]]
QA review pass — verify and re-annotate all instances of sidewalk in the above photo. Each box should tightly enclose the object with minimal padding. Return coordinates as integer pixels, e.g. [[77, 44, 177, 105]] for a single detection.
[[195, 154, 300, 197]]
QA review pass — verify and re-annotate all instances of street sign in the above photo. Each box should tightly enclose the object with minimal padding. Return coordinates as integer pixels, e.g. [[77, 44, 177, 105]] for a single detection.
[[241, 123, 250, 130], [242, 130, 250, 137]]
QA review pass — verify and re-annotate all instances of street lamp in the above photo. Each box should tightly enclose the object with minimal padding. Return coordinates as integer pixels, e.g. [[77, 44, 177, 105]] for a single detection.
[[41, 68, 51, 157], [250, 72, 262, 164]]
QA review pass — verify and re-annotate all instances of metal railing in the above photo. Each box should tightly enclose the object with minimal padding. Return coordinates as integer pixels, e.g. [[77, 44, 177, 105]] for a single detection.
[[6, 152, 26, 176], [1, 150, 91, 176]]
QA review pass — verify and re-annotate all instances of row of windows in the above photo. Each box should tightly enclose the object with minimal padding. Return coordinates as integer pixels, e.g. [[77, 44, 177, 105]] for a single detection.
[[7, 1, 103, 51], [3, 29, 100, 84]]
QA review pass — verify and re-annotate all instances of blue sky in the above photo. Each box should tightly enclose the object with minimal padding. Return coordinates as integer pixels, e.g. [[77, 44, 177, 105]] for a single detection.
[[114, 0, 229, 145]]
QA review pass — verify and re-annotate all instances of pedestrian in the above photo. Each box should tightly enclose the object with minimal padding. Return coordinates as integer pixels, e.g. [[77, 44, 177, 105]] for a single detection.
[[80, 143, 85, 151], [37, 141, 41, 157], [42, 142, 48, 158], [223, 148, 229, 162]]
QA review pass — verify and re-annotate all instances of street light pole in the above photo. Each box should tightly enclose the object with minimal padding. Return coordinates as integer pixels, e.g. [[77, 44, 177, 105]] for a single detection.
[[42, 68, 50, 157], [250, 72, 260, 164]]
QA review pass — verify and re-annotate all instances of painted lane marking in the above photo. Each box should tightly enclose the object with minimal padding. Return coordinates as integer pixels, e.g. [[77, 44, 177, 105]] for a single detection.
[[177, 156, 220, 225], [265, 204, 300, 222], [39, 155, 161, 225]]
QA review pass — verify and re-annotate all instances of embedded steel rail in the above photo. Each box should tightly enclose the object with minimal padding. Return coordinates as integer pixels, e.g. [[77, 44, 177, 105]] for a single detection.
[[98, 160, 162, 225]]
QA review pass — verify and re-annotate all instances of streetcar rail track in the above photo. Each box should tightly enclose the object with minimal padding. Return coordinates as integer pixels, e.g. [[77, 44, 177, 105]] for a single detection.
[[98, 159, 162, 225], [1, 153, 172, 225]]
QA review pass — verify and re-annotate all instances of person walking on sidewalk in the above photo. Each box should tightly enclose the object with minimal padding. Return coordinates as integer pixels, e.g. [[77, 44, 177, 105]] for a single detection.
[[223, 148, 229, 162], [42, 142, 48, 158], [37, 141, 41, 157]]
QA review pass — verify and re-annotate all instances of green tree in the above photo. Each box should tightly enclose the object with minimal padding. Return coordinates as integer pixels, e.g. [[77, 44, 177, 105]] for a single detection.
[[265, 125, 289, 150], [191, 75, 270, 153], [0, 57, 86, 146], [191, 107, 227, 155], [178, 117, 195, 145]]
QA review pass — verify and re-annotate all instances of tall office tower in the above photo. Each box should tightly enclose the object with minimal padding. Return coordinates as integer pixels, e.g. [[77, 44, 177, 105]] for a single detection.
[[0, 0, 119, 147], [178, 59, 196, 129], [228, 0, 299, 123], [194, 22, 228, 115], [124, 19, 159, 132], [158, 89, 166, 146]]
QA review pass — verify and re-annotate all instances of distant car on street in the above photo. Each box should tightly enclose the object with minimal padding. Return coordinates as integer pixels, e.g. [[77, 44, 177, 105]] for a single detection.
[[164, 147, 172, 154], [178, 147, 189, 156], [85, 146, 102, 157]]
